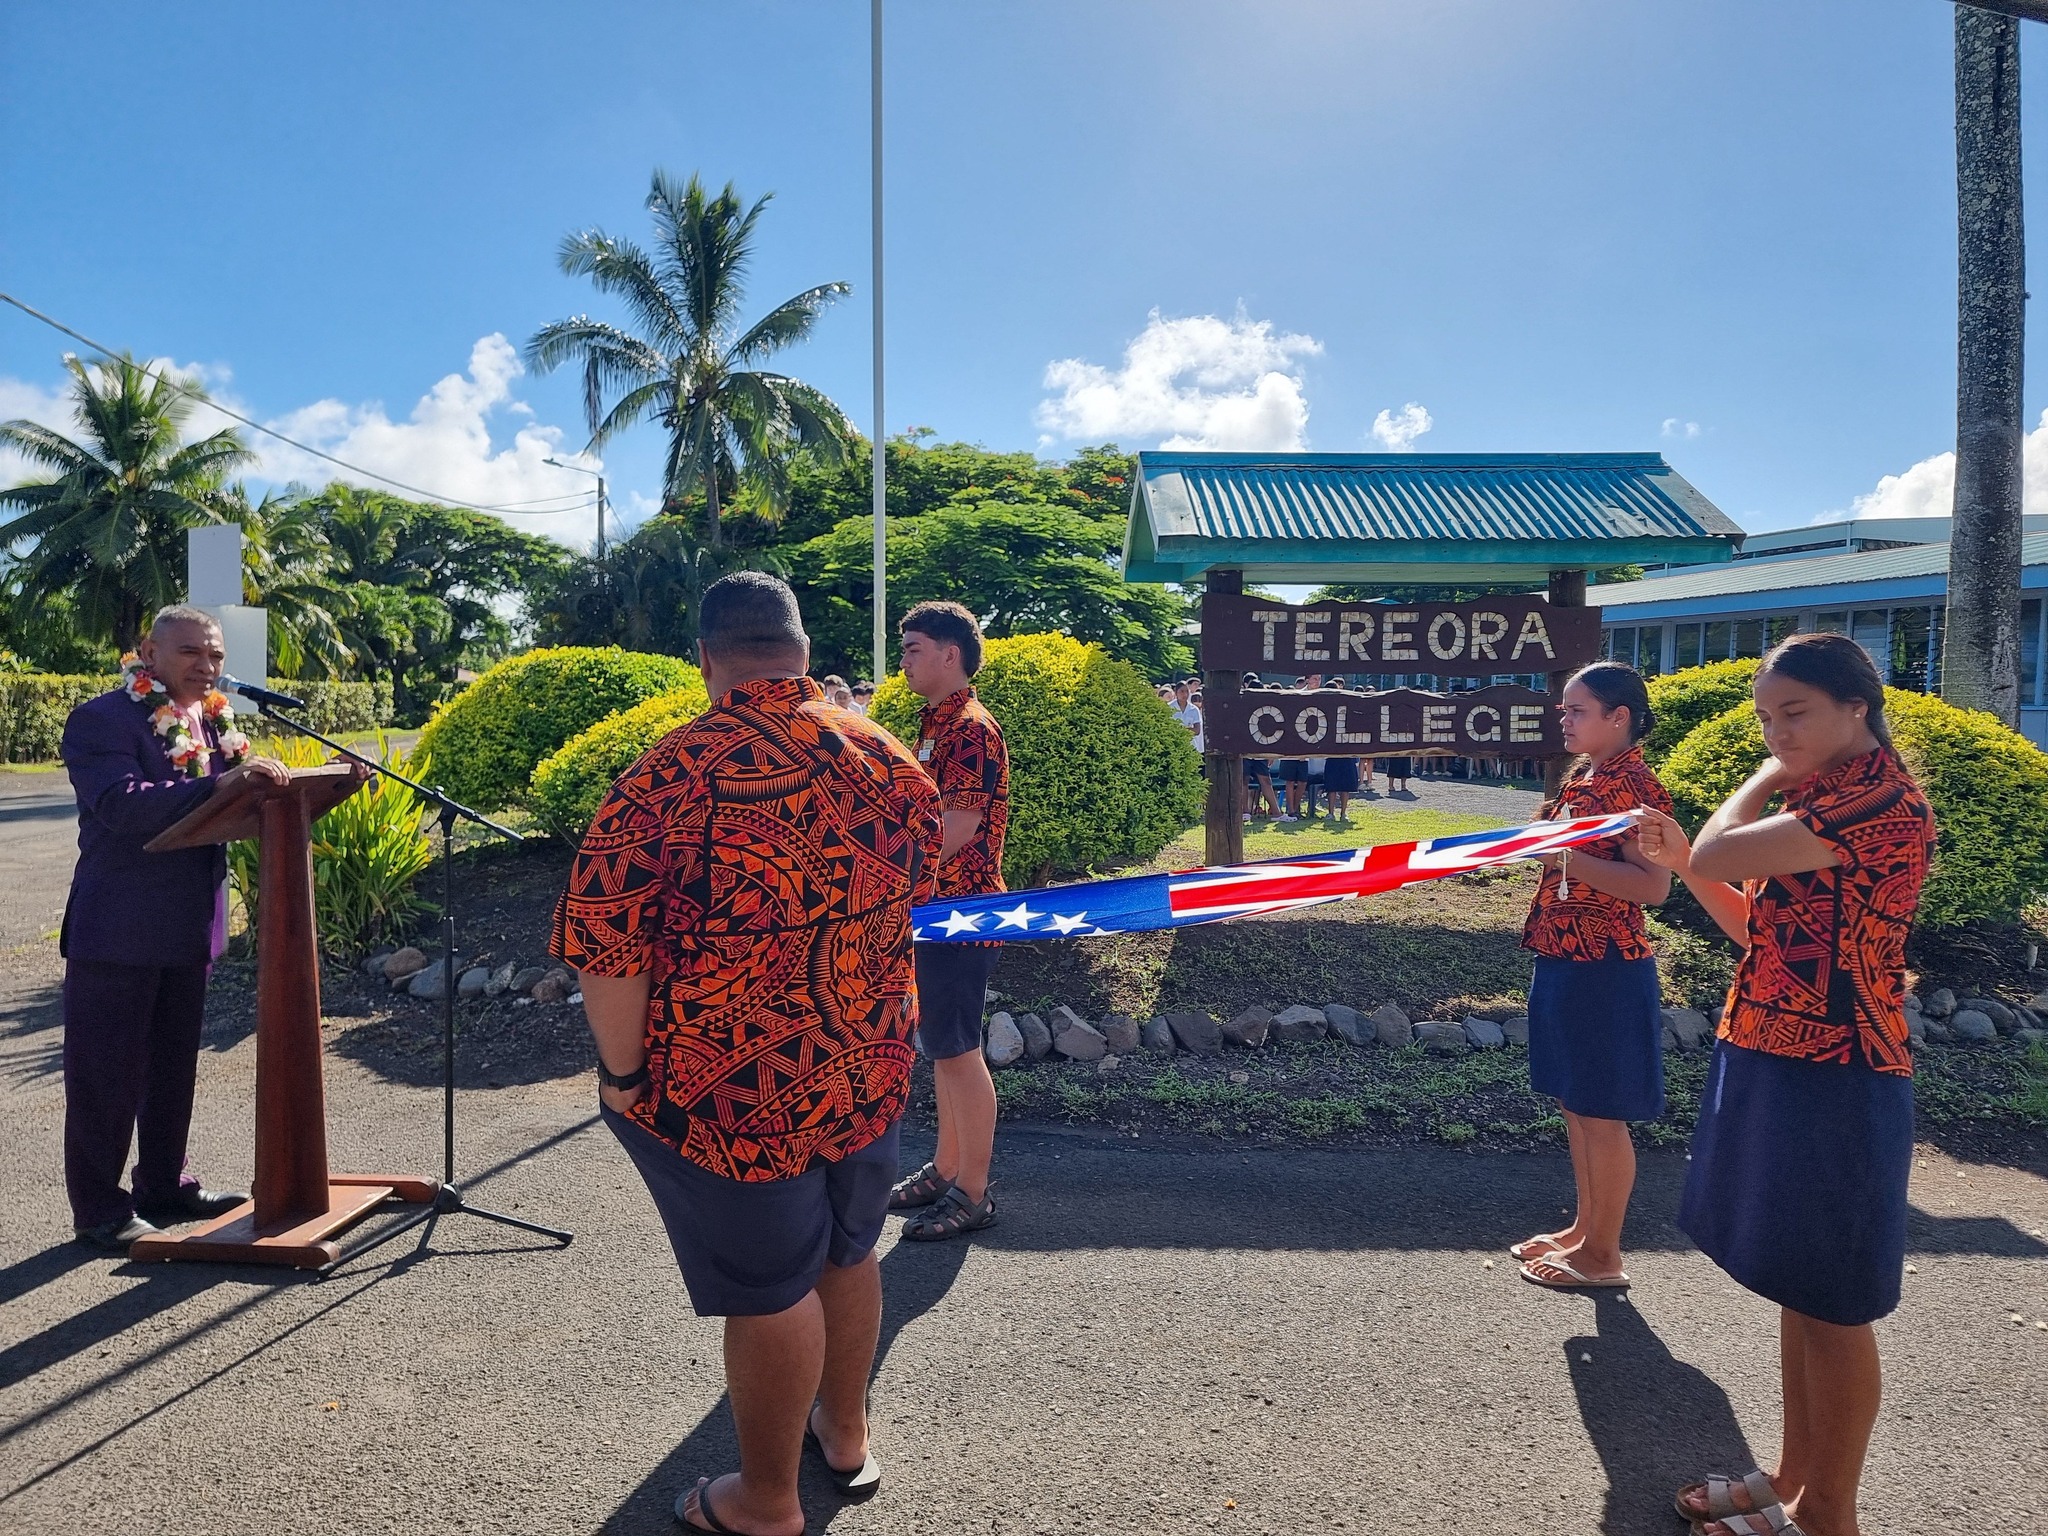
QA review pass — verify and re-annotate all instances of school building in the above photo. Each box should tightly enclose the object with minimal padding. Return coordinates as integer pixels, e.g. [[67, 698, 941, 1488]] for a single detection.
[[1588, 516, 2048, 749]]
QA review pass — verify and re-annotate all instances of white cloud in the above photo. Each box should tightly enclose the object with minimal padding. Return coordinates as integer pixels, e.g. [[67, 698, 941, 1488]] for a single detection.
[[0, 375, 79, 498], [1035, 308, 1322, 451], [249, 335, 603, 546], [1818, 407, 2048, 525], [1661, 417, 1702, 440], [1370, 402, 1433, 452], [1, 337, 606, 550]]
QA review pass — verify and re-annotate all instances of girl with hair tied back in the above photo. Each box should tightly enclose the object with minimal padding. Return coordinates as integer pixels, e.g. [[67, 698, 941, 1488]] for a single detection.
[[1635, 632, 1934, 1536], [1512, 660, 1675, 1293]]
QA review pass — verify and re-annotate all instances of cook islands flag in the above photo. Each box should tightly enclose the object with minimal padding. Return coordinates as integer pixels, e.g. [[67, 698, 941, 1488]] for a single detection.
[[910, 812, 1640, 942]]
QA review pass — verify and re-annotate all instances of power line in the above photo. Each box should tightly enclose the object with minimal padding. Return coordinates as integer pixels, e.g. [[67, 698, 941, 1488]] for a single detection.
[[0, 291, 607, 520]]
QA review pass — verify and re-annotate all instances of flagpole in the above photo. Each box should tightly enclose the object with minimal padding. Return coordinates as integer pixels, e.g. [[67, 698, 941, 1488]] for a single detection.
[[869, 0, 887, 687]]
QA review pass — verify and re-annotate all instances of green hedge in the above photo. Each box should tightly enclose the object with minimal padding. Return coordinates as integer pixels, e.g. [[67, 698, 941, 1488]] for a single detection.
[[413, 646, 703, 813], [871, 632, 1204, 887], [241, 679, 392, 738], [1660, 689, 2048, 930], [528, 680, 713, 840], [1643, 658, 1760, 764], [1, 674, 392, 762], [1, 674, 109, 763]]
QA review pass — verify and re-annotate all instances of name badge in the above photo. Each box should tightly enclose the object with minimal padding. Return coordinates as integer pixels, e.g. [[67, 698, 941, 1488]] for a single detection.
[[917, 741, 933, 762]]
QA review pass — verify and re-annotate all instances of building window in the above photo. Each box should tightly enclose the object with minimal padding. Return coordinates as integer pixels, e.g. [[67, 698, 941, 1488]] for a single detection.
[[1891, 607, 1934, 694], [1766, 615, 1799, 647], [1637, 627, 1664, 677], [1851, 610, 1889, 676], [1816, 611, 1847, 634], [1675, 623, 1703, 669], [1704, 620, 1733, 662], [2025, 598, 2043, 707], [1734, 619, 1766, 658]]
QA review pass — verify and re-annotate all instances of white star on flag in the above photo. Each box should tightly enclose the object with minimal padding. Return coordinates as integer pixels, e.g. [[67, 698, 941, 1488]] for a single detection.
[[936, 909, 985, 937], [1046, 911, 1091, 935], [992, 902, 1040, 930]]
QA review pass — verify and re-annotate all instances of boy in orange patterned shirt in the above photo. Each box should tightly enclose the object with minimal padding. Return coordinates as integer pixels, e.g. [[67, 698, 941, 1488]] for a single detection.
[[886, 601, 1011, 1241]]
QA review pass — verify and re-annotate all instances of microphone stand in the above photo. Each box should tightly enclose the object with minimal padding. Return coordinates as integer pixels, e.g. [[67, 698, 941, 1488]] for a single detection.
[[237, 696, 574, 1273]]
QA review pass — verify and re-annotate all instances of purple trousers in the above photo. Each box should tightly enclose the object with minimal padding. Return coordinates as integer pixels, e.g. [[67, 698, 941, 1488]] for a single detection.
[[63, 958, 209, 1228]]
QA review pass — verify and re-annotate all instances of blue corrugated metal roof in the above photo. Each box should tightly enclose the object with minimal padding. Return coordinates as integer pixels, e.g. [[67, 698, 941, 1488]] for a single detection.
[[1124, 451, 1740, 585], [1590, 532, 2048, 619]]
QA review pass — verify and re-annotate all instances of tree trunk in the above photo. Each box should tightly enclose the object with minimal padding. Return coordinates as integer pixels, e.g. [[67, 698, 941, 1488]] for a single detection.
[[1947, 5, 2026, 725], [705, 462, 723, 551], [116, 595, 144, 656]]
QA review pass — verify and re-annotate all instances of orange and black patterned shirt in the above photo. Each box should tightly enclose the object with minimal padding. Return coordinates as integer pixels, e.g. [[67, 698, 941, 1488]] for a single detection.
[[1721, 747, 1934, 1077], [916, 685, 1009, 906], [549, 676, 943, 1180], [1522, 743, 1674, 963]]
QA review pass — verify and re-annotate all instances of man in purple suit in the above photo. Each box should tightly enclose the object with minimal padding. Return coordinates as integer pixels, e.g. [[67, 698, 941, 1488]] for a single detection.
[[60, 606, 290, 1250]]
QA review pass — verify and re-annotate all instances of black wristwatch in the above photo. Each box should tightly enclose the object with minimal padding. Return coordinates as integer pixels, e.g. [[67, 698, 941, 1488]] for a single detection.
[[597, 1060, 650, 1092]]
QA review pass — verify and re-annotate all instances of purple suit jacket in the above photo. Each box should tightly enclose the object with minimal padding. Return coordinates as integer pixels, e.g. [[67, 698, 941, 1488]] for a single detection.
[[60, 689, 230, 968]]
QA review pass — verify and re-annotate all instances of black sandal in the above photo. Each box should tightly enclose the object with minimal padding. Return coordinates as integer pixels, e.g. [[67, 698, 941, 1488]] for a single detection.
[[902, 1183, 997, 1241], [804, 1406, 881, 1499], [887, 1161, 953, 1211]]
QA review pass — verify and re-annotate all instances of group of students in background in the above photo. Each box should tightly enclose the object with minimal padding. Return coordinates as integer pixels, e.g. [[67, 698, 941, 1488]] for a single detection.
[[1156, 673, 1412, 823], [1517, 634, 1933, 1536]]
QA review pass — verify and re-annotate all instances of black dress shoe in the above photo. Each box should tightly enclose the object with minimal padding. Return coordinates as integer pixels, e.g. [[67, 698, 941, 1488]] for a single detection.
[[134, 1186, 250, 1224], [74, 1214, 161, 1250]]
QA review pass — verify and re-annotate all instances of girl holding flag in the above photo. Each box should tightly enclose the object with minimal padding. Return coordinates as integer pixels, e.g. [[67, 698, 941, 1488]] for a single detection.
[[1636, 633, 1932, 1536], [1513, 661, 1675, 1291]]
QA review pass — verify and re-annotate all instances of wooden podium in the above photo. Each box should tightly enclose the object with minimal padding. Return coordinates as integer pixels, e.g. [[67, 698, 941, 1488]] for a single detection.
[[130, 763, 439, 1270]]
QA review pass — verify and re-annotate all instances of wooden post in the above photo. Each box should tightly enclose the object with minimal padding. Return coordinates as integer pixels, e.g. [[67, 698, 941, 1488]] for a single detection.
[[1544, 568, 1587, 798], [1203, 567, 1247, 866]]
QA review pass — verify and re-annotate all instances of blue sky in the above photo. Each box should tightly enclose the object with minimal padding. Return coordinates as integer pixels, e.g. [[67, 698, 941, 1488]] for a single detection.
[[6, 0, 2048, 551]]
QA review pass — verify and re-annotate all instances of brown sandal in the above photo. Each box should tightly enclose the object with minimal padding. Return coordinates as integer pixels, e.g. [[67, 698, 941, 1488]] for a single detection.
[[887, 1161, 953, 1211], [902, 1183, 996, 1241]]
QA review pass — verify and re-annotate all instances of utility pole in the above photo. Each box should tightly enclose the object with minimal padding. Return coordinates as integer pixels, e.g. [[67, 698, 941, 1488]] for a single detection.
[[870, 0, 888, 686], [543, 457, 607, 559], [1946, 3, 2026, 724]]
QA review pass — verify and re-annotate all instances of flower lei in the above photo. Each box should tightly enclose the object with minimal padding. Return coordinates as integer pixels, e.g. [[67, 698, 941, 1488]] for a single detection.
[[119, 654, 251, 779]]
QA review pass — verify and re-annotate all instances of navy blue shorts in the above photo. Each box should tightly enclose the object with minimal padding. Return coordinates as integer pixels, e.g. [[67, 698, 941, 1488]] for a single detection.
[[914, 943, 999, 1060], [604, 1105, 899, 1317], [1527, 952, 1665, 1122], [1680, 1042, 1912, 1326]]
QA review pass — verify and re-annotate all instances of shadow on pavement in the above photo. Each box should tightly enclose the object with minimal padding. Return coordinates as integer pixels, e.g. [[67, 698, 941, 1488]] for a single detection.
[[1564, 1293, 1756, 1535], [604, 1237, 971, 1534], [0, 1242, 97, 1309]]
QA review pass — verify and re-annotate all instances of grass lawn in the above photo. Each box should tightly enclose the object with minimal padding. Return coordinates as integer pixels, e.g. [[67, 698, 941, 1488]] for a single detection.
[[1150, 803, 1506, 871]]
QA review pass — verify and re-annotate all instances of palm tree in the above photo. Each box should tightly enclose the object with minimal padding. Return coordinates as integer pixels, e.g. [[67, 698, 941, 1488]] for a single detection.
[[526, 170, 857, 549], [1948, 4, 2029, 725], [231, 489, 356, 679], [0, 355, 253, 651]]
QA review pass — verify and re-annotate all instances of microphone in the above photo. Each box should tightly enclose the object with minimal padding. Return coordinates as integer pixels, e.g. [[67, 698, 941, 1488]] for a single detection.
[[221, 675, 308, 712]]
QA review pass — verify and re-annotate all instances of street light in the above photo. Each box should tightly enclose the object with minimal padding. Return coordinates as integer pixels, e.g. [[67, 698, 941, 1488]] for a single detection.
[[542, 458, 608, 558]]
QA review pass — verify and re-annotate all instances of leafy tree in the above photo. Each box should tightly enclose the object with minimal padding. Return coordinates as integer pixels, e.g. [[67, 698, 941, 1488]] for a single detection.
[[228, 488, 355, 679], [0, 354, 251, 650], [789, 499, 1190, 682], [531, 514, 784, 655], [286, 485, 569, 719], [527, 170, 857, 549], [0, 574, 117, 673]]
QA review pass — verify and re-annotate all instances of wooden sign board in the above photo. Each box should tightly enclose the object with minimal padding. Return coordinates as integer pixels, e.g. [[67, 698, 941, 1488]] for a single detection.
[[1200, 593, 1600, 677], [1203, 685, 1563, 758]]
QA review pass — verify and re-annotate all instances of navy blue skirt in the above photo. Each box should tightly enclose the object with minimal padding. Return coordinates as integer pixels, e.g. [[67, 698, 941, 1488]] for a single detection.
[[1527, 952, 1665, 1122], [1679, 1042, 1912, 1326]]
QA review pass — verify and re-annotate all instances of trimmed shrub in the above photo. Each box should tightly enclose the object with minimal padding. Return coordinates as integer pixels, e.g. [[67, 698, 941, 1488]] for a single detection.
[[226, 733, 436, 958], [1660, 690, 2048, 930], [1642, 658, 1760, 764], [413, 647, 702, 813], [242, 679, 393, 737], [529, 680, 714, 840], [1, 674, 110, 763], [871, 632, 1204, 887], [1, 674, 392, 761]]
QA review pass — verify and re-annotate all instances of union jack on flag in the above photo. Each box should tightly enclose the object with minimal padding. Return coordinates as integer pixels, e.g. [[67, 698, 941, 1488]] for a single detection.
[[910, 812, 1641, 942]]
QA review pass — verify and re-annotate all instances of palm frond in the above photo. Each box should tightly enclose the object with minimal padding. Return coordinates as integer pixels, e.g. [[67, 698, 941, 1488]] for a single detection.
[[552, 231, 688, 352], [728, 282, 852, 367]]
